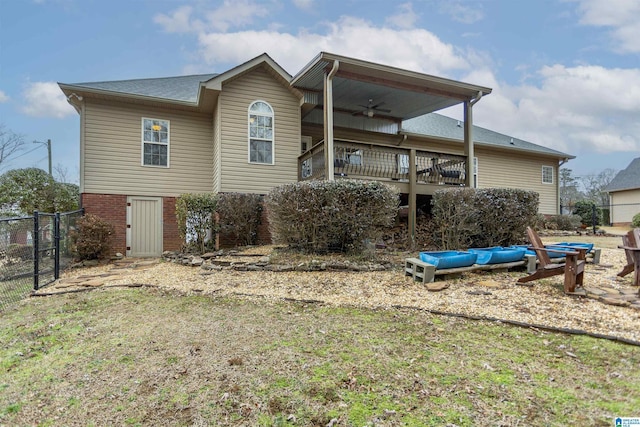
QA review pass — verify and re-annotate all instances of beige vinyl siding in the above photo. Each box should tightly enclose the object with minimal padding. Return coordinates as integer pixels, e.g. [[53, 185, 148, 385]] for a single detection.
[[610, 189, 640, 224], [475, 148, 558, 214], [83, 99, 213, 197], [218, 67, 300, 194], [212, 102, 221, 192]]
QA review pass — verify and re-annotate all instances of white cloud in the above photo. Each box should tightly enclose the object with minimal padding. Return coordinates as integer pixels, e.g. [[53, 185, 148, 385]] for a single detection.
[[292, 0, 313, 10], [196, 16, 470, 77], [0, 90, 9, 103], [573, 0, 640, 53], [21, 82, 76, 119], [153, 5, 198, 33], [438, 0, 484, 24], [386, 3, 419, 29], [470, 64, 640, 155], [154, 0, 270, 33]]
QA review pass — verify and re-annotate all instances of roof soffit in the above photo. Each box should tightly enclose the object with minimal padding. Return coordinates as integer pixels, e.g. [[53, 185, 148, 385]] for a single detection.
[[292, 52, 492, 120]]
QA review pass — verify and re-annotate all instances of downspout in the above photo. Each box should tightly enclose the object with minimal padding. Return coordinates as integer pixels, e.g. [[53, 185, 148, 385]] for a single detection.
[[464, 91, 483, 188], [324, 60, 339, 180]]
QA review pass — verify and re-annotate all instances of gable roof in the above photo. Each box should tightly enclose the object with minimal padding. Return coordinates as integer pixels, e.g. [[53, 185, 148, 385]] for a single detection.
[[402, 113, 573, 159], [204, 52, 293, 91], [606, 157, 640, 192], [60, 73, 217, 103]]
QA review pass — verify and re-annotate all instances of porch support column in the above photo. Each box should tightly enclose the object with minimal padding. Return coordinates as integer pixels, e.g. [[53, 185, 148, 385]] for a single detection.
[[463, 101, 474, 188], [464, 91, 483, 188], [408, 148, 417, 248], [324, 60, 339, 181]]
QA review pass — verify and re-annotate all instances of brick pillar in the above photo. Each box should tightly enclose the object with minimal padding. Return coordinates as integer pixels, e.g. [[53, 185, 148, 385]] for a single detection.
[[163, 197, 182, 251]]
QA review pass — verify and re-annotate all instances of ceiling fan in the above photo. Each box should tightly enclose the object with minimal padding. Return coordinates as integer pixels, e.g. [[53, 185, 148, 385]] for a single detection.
[[353, 99, 391, 118]]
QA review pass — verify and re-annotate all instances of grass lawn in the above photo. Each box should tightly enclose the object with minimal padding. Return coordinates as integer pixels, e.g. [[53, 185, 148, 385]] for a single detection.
[[1, 287, 639, 426]]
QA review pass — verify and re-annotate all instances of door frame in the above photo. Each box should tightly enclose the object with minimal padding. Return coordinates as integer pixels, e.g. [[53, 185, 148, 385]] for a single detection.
[[126, 196, 163, 257]]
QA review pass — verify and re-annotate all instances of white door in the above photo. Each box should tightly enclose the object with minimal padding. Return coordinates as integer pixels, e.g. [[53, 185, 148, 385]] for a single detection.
[[126, 196, 162, 257]]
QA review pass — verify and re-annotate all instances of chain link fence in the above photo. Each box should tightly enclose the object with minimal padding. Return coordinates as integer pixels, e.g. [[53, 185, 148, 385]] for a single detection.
[[0, 209, 84, 311]]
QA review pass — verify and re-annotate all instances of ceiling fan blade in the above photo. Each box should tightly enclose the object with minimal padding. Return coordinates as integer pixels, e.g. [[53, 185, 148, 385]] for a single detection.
[[375, 108, 391, 113]]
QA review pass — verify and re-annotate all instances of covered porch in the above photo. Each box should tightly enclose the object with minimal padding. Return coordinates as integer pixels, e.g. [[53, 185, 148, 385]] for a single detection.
[[291, 52, 492, 245]]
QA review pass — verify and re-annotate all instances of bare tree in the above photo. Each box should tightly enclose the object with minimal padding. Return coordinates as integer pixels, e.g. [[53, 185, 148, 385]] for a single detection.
[[559, 168, 583, 213], [0, 124, 26, 170], [580, 168, 617, 207]]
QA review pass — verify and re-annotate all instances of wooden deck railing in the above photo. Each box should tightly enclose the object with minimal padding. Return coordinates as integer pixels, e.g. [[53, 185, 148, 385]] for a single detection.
[[298, 140, 467, 186]]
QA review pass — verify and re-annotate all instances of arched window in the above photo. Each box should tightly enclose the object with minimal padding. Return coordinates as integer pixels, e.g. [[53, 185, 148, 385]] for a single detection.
[[248, 101, 274, 164]]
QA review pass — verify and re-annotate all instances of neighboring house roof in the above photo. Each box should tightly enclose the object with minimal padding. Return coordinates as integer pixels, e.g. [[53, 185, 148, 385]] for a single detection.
[[402, 113, 574, 159], [606, 157, 640, 192], [62, 73, 217, 103]]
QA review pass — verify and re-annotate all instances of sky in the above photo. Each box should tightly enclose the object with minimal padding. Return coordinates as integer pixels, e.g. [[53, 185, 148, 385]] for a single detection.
[[1, 0, 639, 184]]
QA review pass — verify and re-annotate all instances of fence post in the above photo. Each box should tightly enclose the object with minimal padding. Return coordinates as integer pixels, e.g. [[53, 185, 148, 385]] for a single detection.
[[54, 212, 60, 280], [33, 210, 39, 291], [591, 204, 597, 234]]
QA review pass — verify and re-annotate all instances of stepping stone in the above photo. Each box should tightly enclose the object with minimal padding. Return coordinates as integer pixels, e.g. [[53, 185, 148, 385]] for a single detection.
[[426, 283, 449, 292], [584, 287, 607, 296], [476, 280, 501, 288], [599, 297, 630, 307], [620, 289, 640, 295]]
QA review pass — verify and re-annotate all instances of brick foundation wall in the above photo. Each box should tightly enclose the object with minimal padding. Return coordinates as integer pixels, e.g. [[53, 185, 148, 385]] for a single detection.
[[81, 193, 127, 255], [217, 201, 272, 248], [257, 206, 272, 245], [163, 197, 182, 251]]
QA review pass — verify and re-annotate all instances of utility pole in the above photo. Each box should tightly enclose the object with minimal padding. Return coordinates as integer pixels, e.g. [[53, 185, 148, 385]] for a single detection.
[[33, 139, 52, 176]]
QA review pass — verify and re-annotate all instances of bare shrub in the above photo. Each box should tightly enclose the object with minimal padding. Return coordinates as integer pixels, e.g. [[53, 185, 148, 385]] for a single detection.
[[70, 214, 114, 260], [266, 180, 398, 253], [216, 193, 263, 246]]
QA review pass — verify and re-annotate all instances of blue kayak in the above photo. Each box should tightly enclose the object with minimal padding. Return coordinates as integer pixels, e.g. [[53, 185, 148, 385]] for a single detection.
[[419, 251, 477, 269], [548, 242, 594, 253], [468, 247, 527, 265]]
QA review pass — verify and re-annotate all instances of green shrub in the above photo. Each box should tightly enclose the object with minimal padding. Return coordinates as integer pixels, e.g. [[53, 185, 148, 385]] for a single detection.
[[176, 193, 218, 253], [632, 212, 640, 228], [266, 180, 398, 253], [216, 193, 263, 246], [5, 244, 33, 261], [544, 214, 582, 231], [431, 188, 539, 249], [70, 214, 114, 260], [572, 200, 602, 226]]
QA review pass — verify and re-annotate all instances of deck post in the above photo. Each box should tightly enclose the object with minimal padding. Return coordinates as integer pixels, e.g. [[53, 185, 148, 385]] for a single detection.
[[409, 148, 417, 249], [463, 100, 475, 188], [324, 60, 339, 181]]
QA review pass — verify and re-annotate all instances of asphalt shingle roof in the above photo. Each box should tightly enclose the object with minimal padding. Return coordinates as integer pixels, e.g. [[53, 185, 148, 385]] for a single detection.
[[606, 157, 640, 192], [402, 113, 572, 158], [66, 73, 217, 103]]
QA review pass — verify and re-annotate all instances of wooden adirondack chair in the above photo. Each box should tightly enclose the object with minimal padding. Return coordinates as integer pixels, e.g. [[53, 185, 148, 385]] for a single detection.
[[517, 227, 587, 293], [618, 228, 640, 288]]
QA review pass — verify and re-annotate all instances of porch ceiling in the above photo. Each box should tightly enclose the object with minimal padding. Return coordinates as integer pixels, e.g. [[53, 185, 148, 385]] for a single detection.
[[291, 52, 492, 120]]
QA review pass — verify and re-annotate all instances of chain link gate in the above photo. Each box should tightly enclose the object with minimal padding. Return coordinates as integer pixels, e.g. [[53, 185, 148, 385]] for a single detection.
[[0, 209, 83, 310]]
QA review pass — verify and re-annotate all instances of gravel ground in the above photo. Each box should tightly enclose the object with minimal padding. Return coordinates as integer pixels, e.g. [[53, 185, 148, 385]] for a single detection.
[[56, 246, 640, 344]]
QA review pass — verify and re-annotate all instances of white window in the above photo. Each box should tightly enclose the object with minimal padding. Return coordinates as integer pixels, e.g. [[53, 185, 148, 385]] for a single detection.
[[142, 118, 169, 167], [542, 165, 554, 184], [248, 101, 274, 164]]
